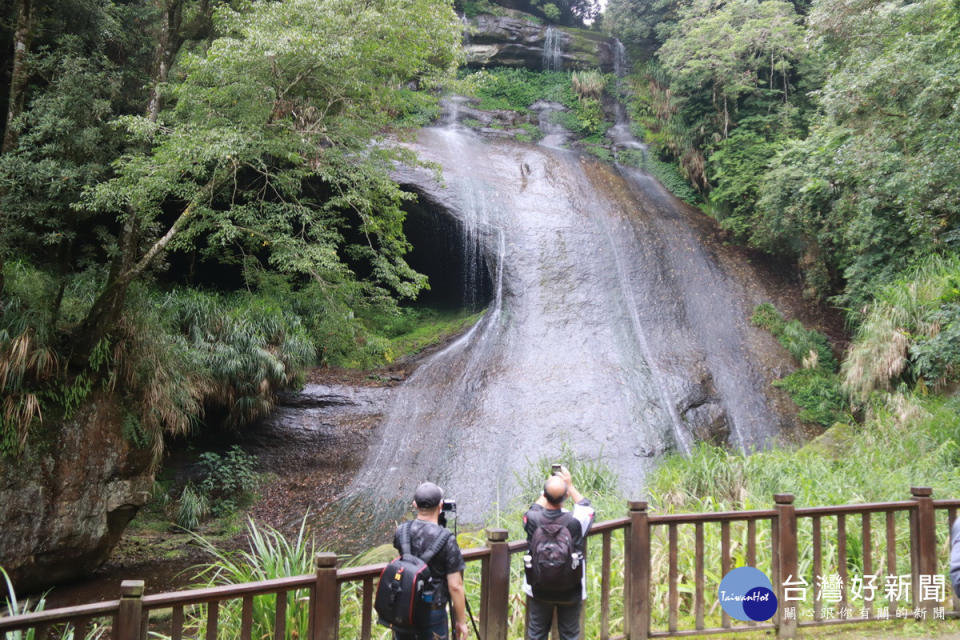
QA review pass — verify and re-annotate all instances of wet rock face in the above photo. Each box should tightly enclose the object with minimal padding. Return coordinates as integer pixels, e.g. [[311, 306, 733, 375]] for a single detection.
[[676, 376, 731, 446], [0, 396, 153, 592], [464, 13, 616, 71]]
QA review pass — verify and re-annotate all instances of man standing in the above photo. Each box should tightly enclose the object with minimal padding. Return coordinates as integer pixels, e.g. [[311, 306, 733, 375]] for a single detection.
[[522, 466, 596, 640], [391, 482, 469, 640]]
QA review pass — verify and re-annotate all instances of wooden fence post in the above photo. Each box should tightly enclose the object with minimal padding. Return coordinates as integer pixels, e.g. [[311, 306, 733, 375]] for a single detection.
[[311, 552, 339, 640], [116, 580, 144, 640], [774, 494, 797, 639], [911, 486, 937, 616], [484, 528, 510, 640], [627, 500, 649, 640]]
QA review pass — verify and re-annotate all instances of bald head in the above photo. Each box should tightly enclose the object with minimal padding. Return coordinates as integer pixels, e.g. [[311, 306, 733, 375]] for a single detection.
[[543, 475, 568, 507]]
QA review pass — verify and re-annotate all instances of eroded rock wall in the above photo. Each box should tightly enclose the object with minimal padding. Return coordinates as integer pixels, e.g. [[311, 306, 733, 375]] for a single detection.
[[0, 395, 153, 592], [464, 12, 616, 71]]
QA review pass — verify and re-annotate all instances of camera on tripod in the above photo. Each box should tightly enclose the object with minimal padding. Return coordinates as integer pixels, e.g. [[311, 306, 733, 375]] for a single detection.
[[438, 498, 456, 528]]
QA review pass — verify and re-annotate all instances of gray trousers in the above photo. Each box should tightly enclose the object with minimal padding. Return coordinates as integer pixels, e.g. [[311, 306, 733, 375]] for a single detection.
[[525, 596, 582, 640]]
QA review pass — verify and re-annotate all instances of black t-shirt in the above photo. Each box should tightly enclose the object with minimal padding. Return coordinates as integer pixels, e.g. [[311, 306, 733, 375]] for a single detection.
[[392, 519, 465, 605]]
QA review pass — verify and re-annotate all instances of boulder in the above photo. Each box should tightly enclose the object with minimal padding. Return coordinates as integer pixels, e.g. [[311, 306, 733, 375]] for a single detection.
[[0, 395, 153, 592], [464, 12, 617, 72]]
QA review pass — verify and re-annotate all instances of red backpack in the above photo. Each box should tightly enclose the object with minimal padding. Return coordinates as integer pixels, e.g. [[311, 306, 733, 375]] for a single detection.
[[375, 522, 452, 631]]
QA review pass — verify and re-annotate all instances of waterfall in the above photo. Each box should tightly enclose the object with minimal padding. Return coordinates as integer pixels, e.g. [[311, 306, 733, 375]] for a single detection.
[[542, 26, 562, 71], [613, 39, 627, 81], [460, 15, 471, 46], [349, 116, 793, 521]]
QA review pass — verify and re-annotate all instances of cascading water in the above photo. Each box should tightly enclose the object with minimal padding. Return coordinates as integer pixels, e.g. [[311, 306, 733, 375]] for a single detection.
[[613, 39, 628, 81], [348, 100, 796, 521], [542, 26, 562, 71]]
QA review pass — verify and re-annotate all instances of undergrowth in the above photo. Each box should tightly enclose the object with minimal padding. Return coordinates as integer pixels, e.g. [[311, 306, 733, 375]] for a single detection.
[[752, 303, 848, 427], [0, 261, 484, 458]]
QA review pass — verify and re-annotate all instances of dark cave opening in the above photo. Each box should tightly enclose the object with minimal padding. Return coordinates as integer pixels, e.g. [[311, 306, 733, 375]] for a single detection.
[[401, 190, 494, 311]]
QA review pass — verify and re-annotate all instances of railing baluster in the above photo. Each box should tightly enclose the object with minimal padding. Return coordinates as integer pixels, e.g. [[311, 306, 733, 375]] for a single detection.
[[813, 515, 822, 621], [837, 513, 847, 615], [117, 580, 145, 640], [695, 522, 704, 631], [669, 523, 678, 632], [862, 513, 873, 618], [950, 508, 960, 613], [274, 591, 287, 640], [74, 616, 91, 640], [479, 555, 490, 639], [747, 519, 756, 567], [171, 605, 184, 640], [721, 520, 730, 629], [886, 510, 896, 618], [484, 529, 510, 640], [206, 601, 219, 640], [601, 530, 611, 640], [911, 487, 936, 617], [241, 595, 253, 640], [361, 576, 373, 640], [627, 500, 650, 640], [775, 494, 798, 640]]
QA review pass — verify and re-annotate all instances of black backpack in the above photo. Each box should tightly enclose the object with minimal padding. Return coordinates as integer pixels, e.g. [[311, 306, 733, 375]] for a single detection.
[[526, 512, 581, 596], [375, 522, 452, 631]]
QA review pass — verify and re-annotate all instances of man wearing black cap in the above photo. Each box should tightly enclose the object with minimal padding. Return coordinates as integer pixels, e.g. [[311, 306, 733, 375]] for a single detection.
[[391, 481, 469, 640], [522, 466, 595, 640]]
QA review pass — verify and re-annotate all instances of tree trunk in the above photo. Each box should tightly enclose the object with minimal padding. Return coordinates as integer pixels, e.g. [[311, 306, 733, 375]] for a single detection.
[[3, 0, 34, 154], [723, 94, 729, 139], [74, 180, 218, 362], [147, 0, 184, 122]]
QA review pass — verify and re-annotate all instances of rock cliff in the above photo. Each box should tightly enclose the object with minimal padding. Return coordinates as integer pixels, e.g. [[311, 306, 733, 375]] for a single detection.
[[464, 12, 617, 71], [0, 395, 153, 592]]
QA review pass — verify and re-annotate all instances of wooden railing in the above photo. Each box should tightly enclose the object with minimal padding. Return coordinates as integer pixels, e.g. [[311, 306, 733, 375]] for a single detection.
[[2, 487, 958, 640]]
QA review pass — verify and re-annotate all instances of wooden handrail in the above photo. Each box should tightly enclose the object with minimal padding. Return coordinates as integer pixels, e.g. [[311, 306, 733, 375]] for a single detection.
[[0, 600, 119, 630], [2, 489, 953, 640]]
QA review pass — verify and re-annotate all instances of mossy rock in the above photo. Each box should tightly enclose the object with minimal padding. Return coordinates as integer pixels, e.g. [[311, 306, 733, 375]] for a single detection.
[[798, 421, 859, 459]]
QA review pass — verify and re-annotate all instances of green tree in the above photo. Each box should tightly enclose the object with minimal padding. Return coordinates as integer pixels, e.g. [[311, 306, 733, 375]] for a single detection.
[[754, 0, 960, 305], [75, 0, 461, 359], [658, 0, 804, 139]]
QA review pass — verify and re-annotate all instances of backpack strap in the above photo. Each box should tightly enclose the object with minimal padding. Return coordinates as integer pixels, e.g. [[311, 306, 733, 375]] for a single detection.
[[397, 520, 414, 557], [420, 527, 453, 565]]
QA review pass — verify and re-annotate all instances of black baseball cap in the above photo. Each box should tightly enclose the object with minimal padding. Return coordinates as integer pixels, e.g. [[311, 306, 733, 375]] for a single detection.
[[414, 482, 443, 508]]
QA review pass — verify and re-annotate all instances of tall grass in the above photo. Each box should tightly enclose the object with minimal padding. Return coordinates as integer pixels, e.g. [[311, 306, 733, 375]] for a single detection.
[[186, 518, 316, 640], [843, 254, 960, 399], [571, 70, 604, 101], [2, 567, 107, 640]]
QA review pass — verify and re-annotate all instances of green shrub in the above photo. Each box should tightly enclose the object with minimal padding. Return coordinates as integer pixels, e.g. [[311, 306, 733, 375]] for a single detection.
[[751, 303, 846, 426], [645, 157, 700, 204], [773, 369, 848, 427], [459, 67, 577, 113], [844, 254, 960, 398], [752, 303, 837, 371], [198, 445, 261, 516]]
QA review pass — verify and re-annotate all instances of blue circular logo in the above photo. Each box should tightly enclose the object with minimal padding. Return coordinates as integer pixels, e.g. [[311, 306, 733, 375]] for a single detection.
[[718, 567, 778, 622]]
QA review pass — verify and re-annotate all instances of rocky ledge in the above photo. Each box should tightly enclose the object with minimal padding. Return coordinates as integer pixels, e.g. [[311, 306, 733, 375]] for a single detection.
[[464, 11, 618, 72]]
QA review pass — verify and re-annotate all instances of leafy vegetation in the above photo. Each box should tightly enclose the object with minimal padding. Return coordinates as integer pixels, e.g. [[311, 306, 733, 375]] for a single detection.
[[451, 67, 614, 146], [0, 0, 466, 458], [606, 0, 960, 313], [751, 303, 846, 427], [843, 254, 960, 399]]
